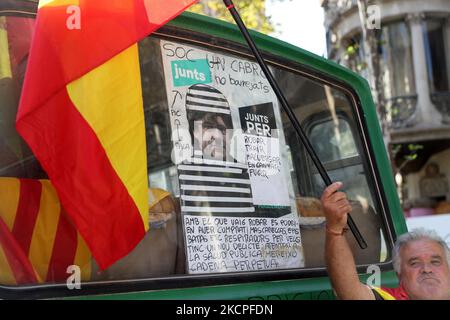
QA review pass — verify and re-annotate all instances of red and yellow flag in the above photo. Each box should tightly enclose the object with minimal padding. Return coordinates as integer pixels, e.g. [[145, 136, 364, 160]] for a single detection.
[[0, 178, 90, 285], [16, 0, 197, 269], [0, 217, 40, 285]]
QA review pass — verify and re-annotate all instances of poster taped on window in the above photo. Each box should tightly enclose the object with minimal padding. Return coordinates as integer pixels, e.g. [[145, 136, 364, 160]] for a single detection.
[[160, 40, 305, 273]]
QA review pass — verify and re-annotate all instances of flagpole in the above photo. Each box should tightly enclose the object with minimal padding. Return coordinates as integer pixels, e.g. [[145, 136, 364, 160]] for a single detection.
[[223, 0, 367, 249]]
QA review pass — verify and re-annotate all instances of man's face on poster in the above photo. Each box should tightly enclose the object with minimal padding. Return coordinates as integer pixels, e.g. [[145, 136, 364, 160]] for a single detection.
[[193, 114, 231, 161]]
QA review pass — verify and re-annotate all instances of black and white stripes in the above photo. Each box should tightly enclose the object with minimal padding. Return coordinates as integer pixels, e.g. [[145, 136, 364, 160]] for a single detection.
[[186, 84, 231, 115], [178, 159, 255, 216]]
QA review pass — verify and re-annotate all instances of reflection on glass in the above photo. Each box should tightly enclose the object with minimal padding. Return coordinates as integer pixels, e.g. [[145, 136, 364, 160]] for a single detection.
[[309, 119, 358, 163], [273, 66, 387, 267], [0, 17, 45, 179]]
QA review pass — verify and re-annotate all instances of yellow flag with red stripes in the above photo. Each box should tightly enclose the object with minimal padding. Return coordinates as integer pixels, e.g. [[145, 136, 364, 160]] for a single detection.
[[16, 0, 197, 269], [0, 178, 91, 285]]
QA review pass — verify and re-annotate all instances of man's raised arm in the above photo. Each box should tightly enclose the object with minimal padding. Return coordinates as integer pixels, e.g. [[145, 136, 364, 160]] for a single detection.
[[321, 182, 375, 300]]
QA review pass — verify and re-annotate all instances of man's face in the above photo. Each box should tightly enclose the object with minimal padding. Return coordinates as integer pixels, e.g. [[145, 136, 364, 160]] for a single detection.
[[194, 115, 228, 161], [399, 239, 450, 300]]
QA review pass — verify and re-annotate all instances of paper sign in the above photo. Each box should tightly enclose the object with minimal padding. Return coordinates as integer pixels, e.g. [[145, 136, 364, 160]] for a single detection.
[[160, 40, 304, 273]]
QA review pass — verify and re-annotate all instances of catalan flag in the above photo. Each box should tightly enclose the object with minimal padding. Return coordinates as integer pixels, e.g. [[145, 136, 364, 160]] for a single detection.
[[0, 217, 40, 285], [0, 177, 90, 285], [16, 0, 197, 269]]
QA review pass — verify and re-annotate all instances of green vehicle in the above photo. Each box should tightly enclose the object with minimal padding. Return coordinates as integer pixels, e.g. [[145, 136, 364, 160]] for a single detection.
[[0, 0, 406, 300]]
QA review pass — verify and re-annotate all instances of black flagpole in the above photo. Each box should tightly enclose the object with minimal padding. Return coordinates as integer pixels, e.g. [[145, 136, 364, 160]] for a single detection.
[[223, 0, 367, 249]]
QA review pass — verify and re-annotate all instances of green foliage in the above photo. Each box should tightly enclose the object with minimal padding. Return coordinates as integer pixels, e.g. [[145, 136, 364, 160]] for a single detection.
[[392, 143, 424, 169], [404, 153, 418, 161], [346, 44, 357, 55], [188, 0, 276, 34], [408, 144, 424, 152], [391, 144, 401, 157]]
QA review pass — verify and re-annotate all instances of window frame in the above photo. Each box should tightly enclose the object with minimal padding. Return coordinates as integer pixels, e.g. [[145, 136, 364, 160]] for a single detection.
[[0, 10, 405, 299]]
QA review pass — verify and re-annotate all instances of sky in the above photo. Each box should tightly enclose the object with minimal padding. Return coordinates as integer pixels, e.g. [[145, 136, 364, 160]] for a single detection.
[[266, 0, 327, 57]]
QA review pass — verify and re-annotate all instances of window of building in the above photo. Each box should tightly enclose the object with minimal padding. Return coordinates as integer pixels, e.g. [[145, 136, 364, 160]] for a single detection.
[[343, 21, 416, 127], [423, 18, 450, 93], [378, 21, 416, 99]]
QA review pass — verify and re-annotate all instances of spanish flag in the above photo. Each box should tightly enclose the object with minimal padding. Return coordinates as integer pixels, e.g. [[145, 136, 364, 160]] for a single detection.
[[0, 178, 90, 285], [16, 0, 197, 269]]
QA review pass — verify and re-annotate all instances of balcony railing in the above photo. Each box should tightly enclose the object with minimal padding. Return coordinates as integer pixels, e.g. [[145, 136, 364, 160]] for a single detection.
[[431, 92, 450, 124], [384, 95, 418, 129]]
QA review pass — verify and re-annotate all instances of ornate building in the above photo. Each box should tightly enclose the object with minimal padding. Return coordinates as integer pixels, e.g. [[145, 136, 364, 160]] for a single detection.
[[322, 0, 450, 212]]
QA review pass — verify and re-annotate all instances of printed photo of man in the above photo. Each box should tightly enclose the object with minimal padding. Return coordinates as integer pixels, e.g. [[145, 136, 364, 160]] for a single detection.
[[177, 84, 255, 217]]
